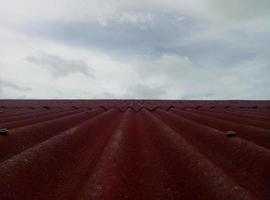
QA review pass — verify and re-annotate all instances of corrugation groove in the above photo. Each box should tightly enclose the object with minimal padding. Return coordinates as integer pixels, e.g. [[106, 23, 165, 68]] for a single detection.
[[203, 108, 270, 121], [0, 109, 122, 200], [0, 108, 65, 123], [0, 109, 85, 129], [190, 109, 270, 129], [0, 108, 104, 163], [0, 109, 48, 119], [171, 109, 270, 149], [141, 110, 256, 200], [154, 109, 270, 199], [0, 100, 270, 200], [0, 107, 82, 124]]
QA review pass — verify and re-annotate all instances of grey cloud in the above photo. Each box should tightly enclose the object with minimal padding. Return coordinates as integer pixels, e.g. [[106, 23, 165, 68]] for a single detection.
[[124, 84, 166, 99], [1, 0, 270, 99], [24, 8, 270, 67], [93, 92, 118, 99], [0, 79, 30, 91], [24, 12, 200, 57], [0, 78, 31, 98], [130, 54, 270, 99], [26, 53, 94, 78], [209, 0, 270, 20], [140, 54, 193, 79]]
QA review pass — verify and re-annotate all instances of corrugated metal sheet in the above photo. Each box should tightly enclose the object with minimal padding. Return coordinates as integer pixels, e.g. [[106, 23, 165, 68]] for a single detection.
[[0, 100, 269, 200]]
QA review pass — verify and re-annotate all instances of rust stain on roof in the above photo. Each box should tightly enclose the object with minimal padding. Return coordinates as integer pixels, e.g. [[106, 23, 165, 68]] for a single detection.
[[0, 100, 269, 200]]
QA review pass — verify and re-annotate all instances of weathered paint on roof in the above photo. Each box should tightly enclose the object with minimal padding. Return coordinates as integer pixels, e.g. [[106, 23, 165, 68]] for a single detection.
[[0, 100, 269, 200]]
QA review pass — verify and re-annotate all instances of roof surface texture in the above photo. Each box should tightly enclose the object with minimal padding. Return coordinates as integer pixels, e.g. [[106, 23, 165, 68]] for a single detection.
[[0, 100, 270, 200]]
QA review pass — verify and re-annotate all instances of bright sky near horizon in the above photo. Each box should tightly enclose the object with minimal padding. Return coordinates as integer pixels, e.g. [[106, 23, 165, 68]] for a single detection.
[[0, 0, 269, 99]]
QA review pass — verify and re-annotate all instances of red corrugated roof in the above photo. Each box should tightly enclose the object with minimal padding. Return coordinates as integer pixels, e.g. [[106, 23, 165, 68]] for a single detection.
[[0, 100, 269, 200]]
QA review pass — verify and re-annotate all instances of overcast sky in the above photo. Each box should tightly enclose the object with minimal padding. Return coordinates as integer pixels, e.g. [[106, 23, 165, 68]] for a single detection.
[[0, 0, 269, 99]]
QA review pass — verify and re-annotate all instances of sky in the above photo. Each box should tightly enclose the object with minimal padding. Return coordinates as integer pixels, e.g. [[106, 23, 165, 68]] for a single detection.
[[0, 0, 269, 99]]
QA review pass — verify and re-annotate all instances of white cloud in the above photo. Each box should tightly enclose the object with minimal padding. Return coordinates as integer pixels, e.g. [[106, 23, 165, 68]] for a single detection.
[[0, 0, 269, 99], [0, 28, 136, 98]]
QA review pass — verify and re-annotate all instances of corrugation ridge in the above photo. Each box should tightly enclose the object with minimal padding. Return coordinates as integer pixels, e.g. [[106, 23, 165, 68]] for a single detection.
[[0, 108, 76, 124], [118, 106, 136, 112], [0, 109, 122, 200], [171, 109, 270, 149], [97, 106, 107, 111], [212, 109, 270, 121], [219, 108, 270, 117], [190, 109, 270, 129], [0, 108, 66, 123], [133, 111, 186, 199], [140, 106, 160, 112], [0, 109, 85, 129], [0, 100, 270, 200], [0, 108, 104, 163], [0, 108, 47, 119], [38, 109, 123, 200], [62, 113, 124, 200], [141, 110, 256, 200], [1, 100, 269, 111], [200, 108, 270, 123], [77, 106, 232, 199], [232, 108, 270, 115], [154, 109, 270, 199], [76, 108, 205, 199], [75, 109, 133, 200]]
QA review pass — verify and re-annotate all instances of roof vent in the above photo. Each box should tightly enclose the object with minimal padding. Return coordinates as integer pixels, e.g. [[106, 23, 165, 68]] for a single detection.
[[225, 130, 236, 137], [0, 128, 9, 136]]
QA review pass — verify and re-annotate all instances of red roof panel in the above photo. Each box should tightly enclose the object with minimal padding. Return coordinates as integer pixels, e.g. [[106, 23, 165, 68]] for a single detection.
[[0, 100, 269, 200]]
